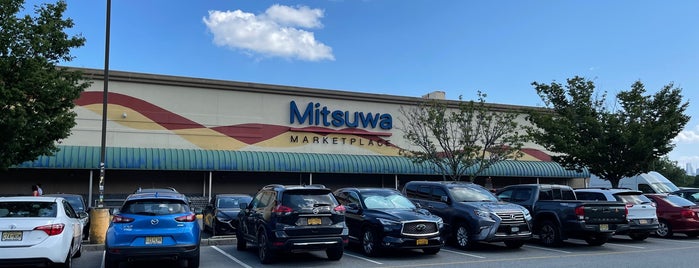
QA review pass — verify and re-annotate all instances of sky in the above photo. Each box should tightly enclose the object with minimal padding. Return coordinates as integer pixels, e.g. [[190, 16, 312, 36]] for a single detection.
[[19, 0, 699, 171]]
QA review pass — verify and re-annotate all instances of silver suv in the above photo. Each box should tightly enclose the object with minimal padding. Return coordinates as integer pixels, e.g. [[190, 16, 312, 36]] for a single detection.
[[574, 188, 658, 240]]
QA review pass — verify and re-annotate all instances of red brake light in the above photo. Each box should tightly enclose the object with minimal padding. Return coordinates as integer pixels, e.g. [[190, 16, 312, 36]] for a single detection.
[[34, 223, 65, 236], [112, 215, 134, 223], [680, 209, 697, 219], [273, 205, 293, 214], [575, 206, 585, 220], [625, 203, 634, 208], [334, 205, 346, 213], [175, 213, 197, 222]]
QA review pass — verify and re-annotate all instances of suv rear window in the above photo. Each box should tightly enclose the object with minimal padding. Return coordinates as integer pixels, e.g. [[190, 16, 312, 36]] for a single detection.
[[282, 190, 338, 210], [122, 199, 187, 215], [0, 202, 57, 218], [614, 193, 652, 205]]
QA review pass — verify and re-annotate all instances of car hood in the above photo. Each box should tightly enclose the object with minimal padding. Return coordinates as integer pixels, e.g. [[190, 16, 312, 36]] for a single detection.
[[217, 208, 242, 219], [367, 208, 441, 222], [461, 201, 526, 213]]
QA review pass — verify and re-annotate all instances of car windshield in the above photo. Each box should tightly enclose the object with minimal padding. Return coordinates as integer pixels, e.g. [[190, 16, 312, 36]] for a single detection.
[[218, 196, 252, 208], [450, 186, 498, 202], [663, 195, 696, 207], [652, 182, 680, 193], [0, 202, 57, 218], [122, 199, 187, 215], [362, 191, 415, 209]]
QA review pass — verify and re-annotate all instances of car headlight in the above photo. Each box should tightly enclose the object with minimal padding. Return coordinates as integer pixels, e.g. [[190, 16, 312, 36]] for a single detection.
[[522, 209, 532, 220], [436, 217, 444, 229], [377, 218, 401, 226], [474, 209, 490, 218]]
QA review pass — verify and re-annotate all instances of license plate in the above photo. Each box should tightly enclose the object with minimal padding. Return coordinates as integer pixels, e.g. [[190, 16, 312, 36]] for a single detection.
[[307, 217, 322, 225], [639, 219, 648, 225], [145, 236, 162, 245], [599, 224, 608, 231], [511, 226, 520, 233], [416, 238, 429, 245], [2, 231, 22, 241]]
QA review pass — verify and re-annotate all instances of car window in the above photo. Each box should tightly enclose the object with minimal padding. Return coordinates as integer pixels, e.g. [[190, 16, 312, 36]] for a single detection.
[[432, 187, 448, 202], [663, 195, 696, 207], [123, 199, 187, 215], [0, 202, 57, 217], [65, 197, 85, 212], [512, 189, 532, 202], [347, 191, 361, 205], [638, 184, 655, 194], [497, 189, 513, 201], [252, 191, 275, 209], [614, 193, 651, 204], [362, 191, 415, 209], [576, 192, 607, 201], [282, 190, 337, 210], [449, 186, 498, 202], [218, 197, 251, 208], [688, 193, 699, 202], [63, 200, 77, 218]]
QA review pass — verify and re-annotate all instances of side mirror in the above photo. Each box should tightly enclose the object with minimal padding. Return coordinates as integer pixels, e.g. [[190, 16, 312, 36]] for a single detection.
[[77, 211, 89, 219], [414, 202, 422, 209], [239, 202, 248, 210], [110, 208, 121, 215], [440, 195, 449, 203], [346, 203, 360, 211]]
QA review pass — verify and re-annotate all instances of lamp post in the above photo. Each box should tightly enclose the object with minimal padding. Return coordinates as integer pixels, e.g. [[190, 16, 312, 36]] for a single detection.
[[98, 0, 111, 208]]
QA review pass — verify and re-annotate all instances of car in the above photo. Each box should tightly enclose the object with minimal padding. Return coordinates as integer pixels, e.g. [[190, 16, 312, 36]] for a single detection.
[[237, 184, 348, 264], [44, 193, 91, 239], [105, 191, 201, 268], [202, 194, 253, 236], [333, 187, 443, 256], [574, 188, 658, 240], [644, 193, 699, 238], [672, 188, 699, 204], [0, 196, 85, 268]]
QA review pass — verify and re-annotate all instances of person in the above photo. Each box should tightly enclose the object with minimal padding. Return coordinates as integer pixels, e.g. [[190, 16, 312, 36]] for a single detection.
[[32, 185, 40, 196], [36, 183, 43, 196]]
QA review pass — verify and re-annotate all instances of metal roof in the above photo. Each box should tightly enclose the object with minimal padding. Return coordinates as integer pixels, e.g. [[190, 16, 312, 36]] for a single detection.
[[15, 146, 588, 178]]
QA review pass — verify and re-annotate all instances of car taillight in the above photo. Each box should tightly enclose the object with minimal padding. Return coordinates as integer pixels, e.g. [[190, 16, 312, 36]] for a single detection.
[[34, 223, 65, 236], [112, 215, 134, 223], [625, 203, 634, 209], [175, 213, 197, 222], [680, 209, 697, 219], [575, 206, 585, 220], [333, 205, 346, 213], [273, 205, 293, 215]]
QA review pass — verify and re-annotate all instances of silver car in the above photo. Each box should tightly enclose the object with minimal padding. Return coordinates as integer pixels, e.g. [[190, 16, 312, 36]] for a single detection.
[[575, 188, 659, 240]]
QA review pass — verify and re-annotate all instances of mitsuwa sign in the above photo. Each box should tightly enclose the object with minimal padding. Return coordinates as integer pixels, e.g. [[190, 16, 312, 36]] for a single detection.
[[289, 101, 393, 130]]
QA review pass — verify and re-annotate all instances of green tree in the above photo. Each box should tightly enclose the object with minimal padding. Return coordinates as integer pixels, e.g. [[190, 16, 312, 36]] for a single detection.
[[0, 0, 89, 169], [399, 92, 529, 181], [527, 76, 690, 188]]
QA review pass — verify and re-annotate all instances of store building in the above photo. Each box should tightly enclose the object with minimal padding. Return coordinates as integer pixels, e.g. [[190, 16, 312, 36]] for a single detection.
[[1, 68, 588, 207]]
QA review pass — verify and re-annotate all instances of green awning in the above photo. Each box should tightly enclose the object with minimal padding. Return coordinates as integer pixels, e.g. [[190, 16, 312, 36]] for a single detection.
[[14, 146, 588, 178]]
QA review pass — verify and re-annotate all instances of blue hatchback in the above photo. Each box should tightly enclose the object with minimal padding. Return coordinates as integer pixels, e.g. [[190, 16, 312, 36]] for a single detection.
[[105, 192, 201, 268]]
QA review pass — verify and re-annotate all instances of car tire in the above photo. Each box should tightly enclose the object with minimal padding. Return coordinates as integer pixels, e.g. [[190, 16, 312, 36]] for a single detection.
[[104, 252, 118, 268], [236, 229, 247, 251], [538, 221, 562, 247], [211, 221, 217, 237], [628, 232, 649, 241], [258, 230, 275, 264], [53, 248, 72, 268], [656, 220, 673, 238], [326, 247, 343, 261], [454, 223, 475, 250], [503, 240, 525, 249], [422, 247, 440, 254], [361, 228, 381, 257], [584, 234, 609, 246], [73, 242, 82, 258], [187, 248, 200, 268]]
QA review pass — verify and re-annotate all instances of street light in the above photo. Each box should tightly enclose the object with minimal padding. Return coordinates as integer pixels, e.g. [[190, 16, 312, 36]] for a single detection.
[[98, 0, 111, 208]]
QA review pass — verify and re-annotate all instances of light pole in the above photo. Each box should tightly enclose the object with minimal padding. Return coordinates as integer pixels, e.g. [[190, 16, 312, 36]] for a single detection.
[[98, 0, 111, 208]]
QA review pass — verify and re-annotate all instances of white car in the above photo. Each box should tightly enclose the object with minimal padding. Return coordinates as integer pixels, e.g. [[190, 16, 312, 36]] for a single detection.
[[574, 188, 659, 240], [0, 196, 86, 267]]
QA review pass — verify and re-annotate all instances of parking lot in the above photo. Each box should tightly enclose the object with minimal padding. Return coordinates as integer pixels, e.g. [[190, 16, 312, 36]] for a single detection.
[[72, 235, 699, 268]]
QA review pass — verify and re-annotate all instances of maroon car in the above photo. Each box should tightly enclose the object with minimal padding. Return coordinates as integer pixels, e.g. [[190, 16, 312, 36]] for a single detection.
[[645, 194, 699, 238]]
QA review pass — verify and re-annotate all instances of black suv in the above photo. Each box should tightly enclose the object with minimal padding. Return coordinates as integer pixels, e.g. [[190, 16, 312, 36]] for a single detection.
[[236, 184, 348, 264], [334, 187, 443, 256]]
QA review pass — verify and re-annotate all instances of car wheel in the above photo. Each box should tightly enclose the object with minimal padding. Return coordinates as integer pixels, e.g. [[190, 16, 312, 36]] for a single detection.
[[73, 242, 82, 258], [211, 221, 217, 237], [454, 223, 475, 250], [236, 229, 247, 251], [258, 230, 275, 264], [584, 234, 609, 246], [539, 221, 562, 247], [362, 228, 381, 256], [422, 247, 440, 254], [104, 251, 119, 268], [326, 247, 343, 260], [628, 232, 650, 241], [53, 247, 72, 268], [503, 240, 525, 249], [187, 248, 200, 268], [656, 220, 673, 238]]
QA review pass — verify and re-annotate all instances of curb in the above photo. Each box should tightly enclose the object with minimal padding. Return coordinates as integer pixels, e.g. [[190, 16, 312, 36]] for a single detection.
[[83, 236, 236, 251]]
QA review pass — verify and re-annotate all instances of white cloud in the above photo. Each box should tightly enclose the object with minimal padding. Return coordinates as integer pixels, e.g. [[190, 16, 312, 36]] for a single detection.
[[673, 125, 699, 143], [203, 5, 334, 61]]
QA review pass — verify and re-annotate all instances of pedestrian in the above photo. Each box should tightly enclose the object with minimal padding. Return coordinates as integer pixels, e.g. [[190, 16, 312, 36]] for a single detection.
[[36, 183, 43, 195], [32, 185, 40, 196]]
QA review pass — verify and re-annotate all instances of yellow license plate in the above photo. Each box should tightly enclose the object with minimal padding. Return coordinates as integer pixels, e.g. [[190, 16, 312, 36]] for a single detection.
[[639, 219, 648, 225], [599, 224, 609, 231], [145, 236, 162, 245], [307, 217, 322, 225], [2, 231, 22, 241], [416, 238, 429, 245]]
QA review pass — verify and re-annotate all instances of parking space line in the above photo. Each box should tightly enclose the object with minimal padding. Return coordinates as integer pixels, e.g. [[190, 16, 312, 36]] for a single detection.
[[440, 249, 486, 258], [605, 243, 645, 249], [212, 246, 253, 268], [101, 251, 105, 268], [523, 245, 572, 254], [660, 239, 699, 244], [344, 252, 383, 264]]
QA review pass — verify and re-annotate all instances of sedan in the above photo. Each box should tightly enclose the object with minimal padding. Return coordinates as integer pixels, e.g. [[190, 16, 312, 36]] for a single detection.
[[672, 188, 699, 204], [645, 193, 699, 238], [45, 193, 91, 239], [0, 196, 85, 267], [202, 194, 252, 236]]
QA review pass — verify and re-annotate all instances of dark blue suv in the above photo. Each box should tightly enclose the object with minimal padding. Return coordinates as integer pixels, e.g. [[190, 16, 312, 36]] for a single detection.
[[105, 191, 201, 268]]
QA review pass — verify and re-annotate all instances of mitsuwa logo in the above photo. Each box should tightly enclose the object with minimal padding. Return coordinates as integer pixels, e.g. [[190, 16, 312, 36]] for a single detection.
[[289, 101, 393, 130]]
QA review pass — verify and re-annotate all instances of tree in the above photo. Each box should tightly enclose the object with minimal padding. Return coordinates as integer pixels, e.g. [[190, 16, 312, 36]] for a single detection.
[[399, 92, 529, 181], [527, 76, 690, 188], [0, 0, 89, 169]]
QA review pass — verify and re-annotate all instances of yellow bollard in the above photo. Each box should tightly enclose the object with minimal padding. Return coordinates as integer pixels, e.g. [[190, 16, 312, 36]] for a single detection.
[[89, 208, 110, 244]]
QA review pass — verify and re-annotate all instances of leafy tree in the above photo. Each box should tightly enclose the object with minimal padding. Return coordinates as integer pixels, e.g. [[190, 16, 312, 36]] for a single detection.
[[0, 0, 88, 169], [399, 92, 529, 181], [527, 76, 690, 188]]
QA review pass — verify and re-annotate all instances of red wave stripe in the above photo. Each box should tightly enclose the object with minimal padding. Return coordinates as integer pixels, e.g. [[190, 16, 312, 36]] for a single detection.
[[211, 124, 291, 145], [521, 148, 552, 161]]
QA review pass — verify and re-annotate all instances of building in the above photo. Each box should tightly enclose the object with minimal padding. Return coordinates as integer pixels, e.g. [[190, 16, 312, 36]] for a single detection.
[[1, 68, 588, 207]]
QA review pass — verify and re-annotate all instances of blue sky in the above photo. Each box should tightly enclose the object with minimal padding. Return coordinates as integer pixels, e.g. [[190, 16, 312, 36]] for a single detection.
[[22, 0, 699, 171]]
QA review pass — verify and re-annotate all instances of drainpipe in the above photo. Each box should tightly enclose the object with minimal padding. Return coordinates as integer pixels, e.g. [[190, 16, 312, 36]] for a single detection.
[[395, 174, 399, 190], [208, 172, 212, 202], [88, 170, 93, 207], [309, 173, 313, 185]]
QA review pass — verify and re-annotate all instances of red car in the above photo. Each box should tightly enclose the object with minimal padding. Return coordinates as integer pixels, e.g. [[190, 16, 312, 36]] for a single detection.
[[644, 194, 699, 238]]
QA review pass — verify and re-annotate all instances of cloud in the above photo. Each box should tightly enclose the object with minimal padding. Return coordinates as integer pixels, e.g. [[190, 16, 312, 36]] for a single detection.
[[203, 5, 334, 61], [674, 125, 699, 143]]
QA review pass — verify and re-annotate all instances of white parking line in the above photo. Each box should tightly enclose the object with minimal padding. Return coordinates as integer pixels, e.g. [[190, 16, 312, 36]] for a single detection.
[[605, 243, 646, 249], [440, 248, 486, 258], [344, 252, 383, 264], [523, 245, 572, 254], [212, 246, 253, 268], [661, 239, 699, 244], [101, 251, 105, 268]]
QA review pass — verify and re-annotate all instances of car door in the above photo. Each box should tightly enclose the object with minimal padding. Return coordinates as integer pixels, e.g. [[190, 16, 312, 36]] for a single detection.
[[61, 200, 82, 255], [243, 191, 274, 241], [337, 190, 363, 240]]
